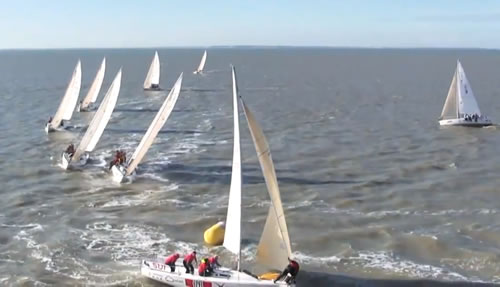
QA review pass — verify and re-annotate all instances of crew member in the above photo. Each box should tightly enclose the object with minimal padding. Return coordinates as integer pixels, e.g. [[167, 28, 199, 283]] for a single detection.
[[198, 258, 211, 276], [65, 144, 75, 157], [164, 253, 180, 272], [183, 251, 197, 274], [274, 258, 299, 284], [208, 255, 221, 270]]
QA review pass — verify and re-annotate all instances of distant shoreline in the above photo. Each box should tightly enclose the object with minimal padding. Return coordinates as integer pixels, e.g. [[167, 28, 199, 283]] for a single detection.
[[0, 46, 499, 52]]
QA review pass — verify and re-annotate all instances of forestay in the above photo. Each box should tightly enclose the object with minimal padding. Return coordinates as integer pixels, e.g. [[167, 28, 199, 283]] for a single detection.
[[126, 73, 183, 175], [241, 99, 292, 271], [71, 69, 122, 163], [223, 66, 242, 269], [439, 70, 458, 120], [456, 61, 481, 116], [143, 51, 160, 89], [80, 58, 106, 109], [51, 60, 82, 127]]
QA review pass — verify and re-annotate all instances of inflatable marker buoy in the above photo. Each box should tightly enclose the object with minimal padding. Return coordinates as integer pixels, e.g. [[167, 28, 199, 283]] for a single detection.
[[204, 221, 225, 246]]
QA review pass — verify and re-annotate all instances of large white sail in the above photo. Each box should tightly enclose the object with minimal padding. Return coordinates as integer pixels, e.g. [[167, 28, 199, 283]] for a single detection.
[[80, 58, 106, 109], [127, 73, 183, 175], [51, 60, 82, 127], [456, 61, 481, 116], [71, 69, 122, 163], [223, 67, 242, 265], [143, 51, 160, 89], [196, 50, 207, 73], [241, 99, 292, 271], [439, 70, 458, 120]]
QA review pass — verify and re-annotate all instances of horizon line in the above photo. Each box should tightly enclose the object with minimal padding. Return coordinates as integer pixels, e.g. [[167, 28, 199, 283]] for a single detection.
[[0, 45, 499, 52]]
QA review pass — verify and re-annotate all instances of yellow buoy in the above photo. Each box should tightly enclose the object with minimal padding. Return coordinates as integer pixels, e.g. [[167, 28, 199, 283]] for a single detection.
[[204, 221, 225, 246], [258, 272, 280, 280]]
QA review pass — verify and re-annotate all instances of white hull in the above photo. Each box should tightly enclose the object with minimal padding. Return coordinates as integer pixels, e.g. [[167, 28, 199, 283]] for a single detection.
[[193, 70, 202, 75], [439, 118, 492, 127], [60, 152, 90, 170], [45, 123, 66, 134], [77, 103, 96, 112], [141, 260, 293, 287], [110, 164, 136, 183]]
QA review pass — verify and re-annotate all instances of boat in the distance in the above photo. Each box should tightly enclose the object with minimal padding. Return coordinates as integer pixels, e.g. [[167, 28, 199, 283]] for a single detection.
[[77, 57, 106, 112], [438, 60, 492, 127], [111, 73, 183, 183], [143, 51, 161, 91], [60, 69, 122, 170], [140, 66, 295, 286], [193, 50, 207, 74], [45, 60, 82, 133]]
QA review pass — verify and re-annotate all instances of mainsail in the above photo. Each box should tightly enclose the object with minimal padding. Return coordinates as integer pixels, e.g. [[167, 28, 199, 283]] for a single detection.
[[456, 61, 482, 116], [241, 98, 292, 270], [143, 51, 160, 89], [223, 66, 242, 269], [51, 60, 82, 127], [80, 58, 106, 109], [126, 73, 183, 175], [196, 50, 207, 73], [439, 69, 458, 120], [71, 69, 122, 163]]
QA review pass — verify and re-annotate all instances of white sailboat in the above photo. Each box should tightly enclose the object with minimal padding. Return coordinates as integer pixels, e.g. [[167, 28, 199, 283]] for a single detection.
[[77, 57, 106, 112], [60, 69, 122, 170], [144, 51, 161, 90], [45, 60, 82, 133], [111, 73, 183, 182], [193, 50, 207, 74], [140, 66, 295, 287], [439, 60, 492, 127]]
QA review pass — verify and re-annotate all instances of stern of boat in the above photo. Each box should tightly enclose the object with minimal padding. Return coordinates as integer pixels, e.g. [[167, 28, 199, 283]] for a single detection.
[[111, 164, 126, 183], [60, 152, 71, 170]]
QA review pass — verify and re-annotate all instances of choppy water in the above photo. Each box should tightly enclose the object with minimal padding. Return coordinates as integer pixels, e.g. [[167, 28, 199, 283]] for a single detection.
[[1, 48, 500, 286]]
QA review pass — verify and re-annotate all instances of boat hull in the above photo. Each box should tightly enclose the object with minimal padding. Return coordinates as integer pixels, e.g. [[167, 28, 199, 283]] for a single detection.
[[110, 164, 135, 183], [60, 152, 90, 170], [144, 87, 163, 91], [77, 103, 96, 112], [439, 118, 492, 127], [141, 260, 293, 287], [193, 70, 202, 75]]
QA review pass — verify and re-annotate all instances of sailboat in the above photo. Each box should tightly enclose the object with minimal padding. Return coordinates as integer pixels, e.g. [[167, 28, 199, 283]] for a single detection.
[[144, 51, 161, 91], [45, 60, 82, 133], [111, 73, 183, 183], [193, 50, 207, 74], [60, 69, 122, 170], [77, 57, 106, 112], [140, 66, 295, 287], [438, 60, 492, 127]]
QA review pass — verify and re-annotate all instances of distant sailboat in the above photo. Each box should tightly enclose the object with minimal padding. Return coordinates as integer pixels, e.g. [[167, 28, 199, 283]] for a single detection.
[[111, 73, 183, 182], [45, 60, 82, 133], [143, 51, 161, 90], [77, 58, 106, 112], [193, 50, 207, 74], [439, 60, 492, 127], [140, 66, 295, 286], [60, 69, 122, 170]]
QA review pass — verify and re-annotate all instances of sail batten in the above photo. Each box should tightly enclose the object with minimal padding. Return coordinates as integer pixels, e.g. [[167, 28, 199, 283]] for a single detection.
[[72, 69, 122, 163], [223, 67, 242, 268], [143, 51, 160, 89], [240, 99, 292, 271], [51, 60, 82, 127], [126, 73, 183, 175], [80, 58, 106, 109]]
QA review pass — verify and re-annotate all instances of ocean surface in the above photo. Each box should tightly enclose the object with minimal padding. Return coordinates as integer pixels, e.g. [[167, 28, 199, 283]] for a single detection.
[[1, 48, 500, 286]]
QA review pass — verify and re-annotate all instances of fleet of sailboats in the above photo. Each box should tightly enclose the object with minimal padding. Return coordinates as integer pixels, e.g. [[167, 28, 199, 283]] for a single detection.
[[439, 60, 492, 127], [45, 60, 82, 133], [44, 51, 498, 287], [60, 69, 122, 170], [140, 66, 294, 286], [77, 58, 106, 112], [111, 73, 184, 183], [144, 51, 161, 90], [193, 50, 207, 74]]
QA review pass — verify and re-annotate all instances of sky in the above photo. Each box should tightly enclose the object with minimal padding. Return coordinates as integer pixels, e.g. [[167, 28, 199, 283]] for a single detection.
[[0, 0, 499, 49]]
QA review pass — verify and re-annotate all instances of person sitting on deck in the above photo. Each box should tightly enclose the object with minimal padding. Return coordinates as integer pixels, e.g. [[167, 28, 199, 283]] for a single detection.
[[208, 255, 221, 270], [198, 258, 213, 277], [274, 258, 300, 284], [47, 116, 53, 124], [65, 144, 75, 157], [108, 150, 126, 170], [150, 83, 160, 89], [164, 253, 180, 272], [183, 251, 197, 274]]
